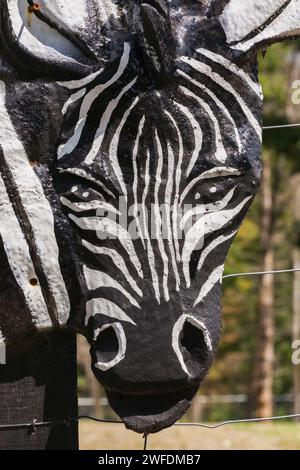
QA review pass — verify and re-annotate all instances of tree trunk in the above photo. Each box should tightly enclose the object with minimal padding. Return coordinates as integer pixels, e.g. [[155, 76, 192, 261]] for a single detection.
[[250, 153, 275, 418], [290, 177, 300, 415], [292, 248, 300, 414]]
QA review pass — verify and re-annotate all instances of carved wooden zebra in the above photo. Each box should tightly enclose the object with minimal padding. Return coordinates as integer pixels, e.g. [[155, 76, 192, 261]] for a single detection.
[[0, 0, 300, 434]]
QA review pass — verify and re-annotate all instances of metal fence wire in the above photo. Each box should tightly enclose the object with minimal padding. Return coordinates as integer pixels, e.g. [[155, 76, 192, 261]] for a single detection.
[[0, 412, 300, 450]]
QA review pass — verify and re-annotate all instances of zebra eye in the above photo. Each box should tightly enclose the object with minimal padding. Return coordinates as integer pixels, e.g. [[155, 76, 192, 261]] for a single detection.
[[93, 322, 126, 372]]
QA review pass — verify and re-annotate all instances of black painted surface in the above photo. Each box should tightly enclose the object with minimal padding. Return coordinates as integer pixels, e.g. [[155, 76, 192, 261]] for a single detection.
[[0, 331, 78, 450]]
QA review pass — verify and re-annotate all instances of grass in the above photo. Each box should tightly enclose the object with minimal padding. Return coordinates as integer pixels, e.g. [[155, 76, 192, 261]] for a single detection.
[[80, 421, 300, 450]]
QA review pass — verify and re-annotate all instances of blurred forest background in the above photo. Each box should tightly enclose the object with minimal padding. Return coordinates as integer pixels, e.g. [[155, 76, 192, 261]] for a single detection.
[[77, 41, 300, 424]]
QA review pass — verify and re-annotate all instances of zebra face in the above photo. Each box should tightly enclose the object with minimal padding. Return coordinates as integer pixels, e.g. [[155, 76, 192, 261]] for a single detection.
[[1, 0, 299, 434]]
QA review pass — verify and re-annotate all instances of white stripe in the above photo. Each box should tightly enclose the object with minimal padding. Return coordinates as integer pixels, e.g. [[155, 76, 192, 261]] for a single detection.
[[58, 167, 115, 198], [57, 117, 83, 159], [25, 0, 87, 30], [62, 88, 86, 115], [173, 101, 203, 177], [180, 187, 236, 230], [69, 213, 143, 278], [82, 240, 142, 297], [219, 0, 288, 45], [142, 150, 161, 303], [178, 75, 242, 153], [97, 0, 119, 26], [0, 81, 70, 325], [179, 86, 227, 163], [60, 196, 120, 215], [85, 298, 136, 326], [58, 68, 104, 90], [196, 48, 263, 98], [180, 167, 241, 206], [0, 341, 5, 364], [84, 76, 138, 165], [154, 131, 170, 302], [83, 266, 141, 309], [166, 143, 180, 291], [58, 43, 131, 159], [181, 57, 262, 140], [219, 0, 299, 52], [132, 116, 146, 248], [164, 110, 183, 263], [182, 195, 252, 287], [109, 96, 139, 199], [233, 1, 300, 52], [197, 231, 238, 272], [97, 0, 109, 23], [194, 265, 225, 306], [0, 175, 51, 327]]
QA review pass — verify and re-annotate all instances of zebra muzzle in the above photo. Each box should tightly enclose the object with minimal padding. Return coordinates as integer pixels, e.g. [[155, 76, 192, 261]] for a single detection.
[[89, 314, 214, 433], [106, 386, 199, 434]]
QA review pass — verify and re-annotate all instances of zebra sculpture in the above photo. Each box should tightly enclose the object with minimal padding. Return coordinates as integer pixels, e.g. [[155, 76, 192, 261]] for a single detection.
[[0, 0, 300, 434]]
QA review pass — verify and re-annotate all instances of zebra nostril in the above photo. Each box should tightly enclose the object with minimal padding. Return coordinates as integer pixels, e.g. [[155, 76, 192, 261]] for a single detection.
[[94, 326, 119, 363], [180, 321, 210, 364]]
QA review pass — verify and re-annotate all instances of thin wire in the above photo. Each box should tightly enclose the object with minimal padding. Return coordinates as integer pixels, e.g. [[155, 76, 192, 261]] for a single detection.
[[143, 433, 149, 450], [175, 413, 300, 429], [0, 415, 122, 431], [78, 416, 120, 424], [1, 413, 299, 432], [263, 123, 300, 129], [223, 267, 300, 279]]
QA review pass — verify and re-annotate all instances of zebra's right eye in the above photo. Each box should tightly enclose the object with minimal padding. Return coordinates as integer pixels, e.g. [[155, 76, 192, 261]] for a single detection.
[[93, 322, 126, 372]]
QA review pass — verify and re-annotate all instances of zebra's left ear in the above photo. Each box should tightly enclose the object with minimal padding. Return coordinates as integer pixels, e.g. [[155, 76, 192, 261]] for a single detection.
[[215, 0, 300, 52]]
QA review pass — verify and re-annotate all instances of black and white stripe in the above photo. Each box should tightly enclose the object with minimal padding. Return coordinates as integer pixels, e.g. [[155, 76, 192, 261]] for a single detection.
[[57, 40, 260, 371], [0, 80, 71, 342], [2, 0, 300, 376], [220, 0, 300, 51]]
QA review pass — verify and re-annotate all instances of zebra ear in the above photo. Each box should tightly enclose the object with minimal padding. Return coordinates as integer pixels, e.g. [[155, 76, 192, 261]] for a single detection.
[[140, 0, 175, 80], [0, 0, 97, 79], [216, 0, 300, 52]]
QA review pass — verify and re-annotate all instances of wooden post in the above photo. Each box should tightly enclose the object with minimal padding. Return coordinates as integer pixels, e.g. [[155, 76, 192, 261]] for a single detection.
[[0, 330, 78, 450]]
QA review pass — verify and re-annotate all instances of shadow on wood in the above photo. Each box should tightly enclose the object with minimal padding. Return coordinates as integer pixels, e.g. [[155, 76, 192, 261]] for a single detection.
[[0, 330, 78, 449]]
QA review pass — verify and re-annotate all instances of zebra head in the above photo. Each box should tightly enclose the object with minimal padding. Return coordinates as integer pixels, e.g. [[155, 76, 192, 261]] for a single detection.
[[1, 0, 300, 434]]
